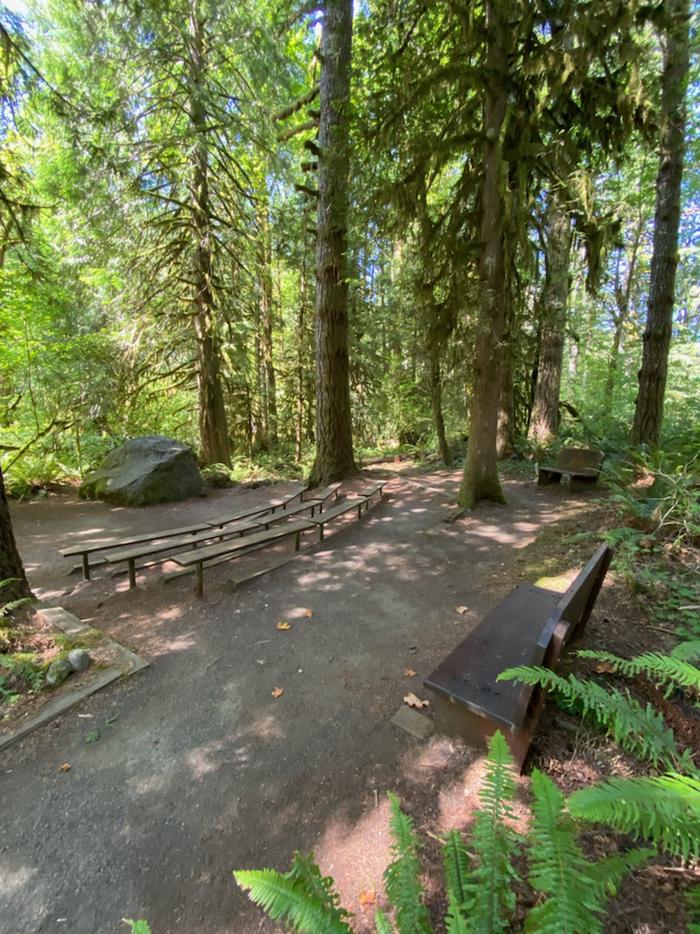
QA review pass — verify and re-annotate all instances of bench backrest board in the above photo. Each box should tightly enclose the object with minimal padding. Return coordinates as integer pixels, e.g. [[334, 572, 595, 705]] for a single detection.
[[556, 543, 612, 641], [557, 447, 605, 474]]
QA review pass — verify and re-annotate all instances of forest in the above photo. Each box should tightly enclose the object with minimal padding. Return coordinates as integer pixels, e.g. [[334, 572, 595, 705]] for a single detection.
[[0, 0, 697, 519], [1, 0, 699, 931]]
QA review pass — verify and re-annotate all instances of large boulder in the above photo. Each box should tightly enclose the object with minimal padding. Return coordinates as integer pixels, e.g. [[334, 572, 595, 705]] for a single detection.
[[80, 436, 206, 506]]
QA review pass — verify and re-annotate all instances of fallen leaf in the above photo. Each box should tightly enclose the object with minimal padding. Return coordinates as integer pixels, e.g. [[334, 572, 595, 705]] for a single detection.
[[302, 608, 313, 618], [271, 687, 284, 698], [403, 668, 417, 678], [359, 890, 376, 908], [84, 729, 101, 744], [58, 762, 71, 773], [404, 692, 429, 709], [455, 606, 468, 615], [595, 662, 615, 673], [276, 621, 291, 631]]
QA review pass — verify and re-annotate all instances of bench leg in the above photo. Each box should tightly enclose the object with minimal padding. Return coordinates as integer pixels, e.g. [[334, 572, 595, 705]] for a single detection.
[[128, 559, 136, 589], [570, 475, 599, 493], [319, 524, 325, 542], [538, 470, 560, 485], [295, 530, 301, 551], [357, 503, 362, 519], [195, 562, 204, 598], [81, 553, 91, 581]]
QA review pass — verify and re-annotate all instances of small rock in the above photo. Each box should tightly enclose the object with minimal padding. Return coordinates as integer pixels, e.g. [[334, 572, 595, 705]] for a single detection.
[[68, 649, 91, 673], [46, 658, 73, 686]]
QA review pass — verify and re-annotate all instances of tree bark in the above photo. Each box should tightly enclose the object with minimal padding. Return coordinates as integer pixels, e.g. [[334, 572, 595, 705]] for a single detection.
[[496, 322, 515, 459], [258, 190, 278, 446], [307, 0, 357, 486], [428, 345, 450, 465], [632, 0, 689, 447], [188, 1, 231, 467], [457, 0, 508, 508], [0, 466, 32, 602], [603, 230, 641, 413], [528, 189, 571, 447]]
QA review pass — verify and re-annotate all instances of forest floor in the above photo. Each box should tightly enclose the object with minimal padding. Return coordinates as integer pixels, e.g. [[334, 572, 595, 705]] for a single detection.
[[1, 464, 695, 933]]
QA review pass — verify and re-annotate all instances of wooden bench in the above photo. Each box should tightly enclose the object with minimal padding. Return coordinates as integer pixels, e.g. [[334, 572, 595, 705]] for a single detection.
[[537, 447, 605, 490], [423, 544, 612, 770], [61, 521, 216, 580], [358, 479, 388, 506], [306, 481, 387, 540], [302, 482, 342, 503], [172, 519, 315, 597], [105, 519, 261, 589], [209, 486, 307, 528], [257, 499, 324, 528]]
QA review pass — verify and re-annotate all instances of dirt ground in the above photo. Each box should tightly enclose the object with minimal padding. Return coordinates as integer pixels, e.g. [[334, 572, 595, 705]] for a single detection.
[[0, 467, 690, 932]]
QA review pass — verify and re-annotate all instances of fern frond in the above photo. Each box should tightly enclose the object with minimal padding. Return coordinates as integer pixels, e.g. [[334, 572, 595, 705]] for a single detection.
[[465, 731, 520, 934], [442, 829, 470, 908], [577, 649, 700, 696], [234, 857, 353, 934], [499, 666, 684, 769], [568, 773, 700, 861], [526, 769, 606, 934], [672, 641, 700, 663], [585, 848, 654, 896], [444, 892, 469, 934], [384, 793, 432, 934], [374, 909, 394, 934], [687, 884, 700, 934]]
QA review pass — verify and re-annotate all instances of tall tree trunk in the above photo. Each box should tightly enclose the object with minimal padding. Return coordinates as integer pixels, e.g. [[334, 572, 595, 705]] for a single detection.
[[188, 2, 231, 467], [632, 0, 689, 447], [307, 0, 357, 486], [258, 190, 278, 446], [497, 338, 515, 459], [603, 227, 643, 413], [457, 0, 508, 508], [295, 244, 309, 463], [428, 344, 450, 465], [528, 189, 571, 447], [0, 466, 32, 602]]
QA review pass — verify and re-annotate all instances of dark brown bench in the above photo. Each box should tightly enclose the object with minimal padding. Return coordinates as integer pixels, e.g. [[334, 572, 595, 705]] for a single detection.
[[423, 544, 612, 770], [172, 519, 315, 597], [537, 447, 605, 490]]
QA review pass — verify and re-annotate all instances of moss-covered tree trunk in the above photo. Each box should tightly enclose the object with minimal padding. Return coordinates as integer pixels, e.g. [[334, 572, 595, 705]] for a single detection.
[[528, 189, 571, 447], [0, 466, 31, 602], [457, 0, 508, 508], [188, 0, 231, 467], [258, 189, 278, 446], [307, 0, 357, 487], [632, 0, 689, 447]]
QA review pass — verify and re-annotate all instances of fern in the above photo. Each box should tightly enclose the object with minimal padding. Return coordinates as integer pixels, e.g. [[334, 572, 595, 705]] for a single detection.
[[384, 793, 432, 934], [498, 666, 685, 770], [526, 769, 607, 933], [577, 649, 700, 697], [234, 852, 353, 933], [672, 640, 700, 663], [465, 731, 520, 934], [568, 772, 700, 861], [374, 909, 394, 934], [525, 770, 652, 934], [687, 884, 700, 934], [444, 893, 469, 934], [442, 830, 470, 930]]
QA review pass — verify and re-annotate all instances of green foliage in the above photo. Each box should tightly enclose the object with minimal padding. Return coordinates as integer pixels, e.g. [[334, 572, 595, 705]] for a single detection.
[[233, 852, 353, 934], [442, 829, 470, 909], [671, 641, 700, 662], [568, 773, 700, 861], [122, 922, 151, 934], [577, 648, 700, 697], [465, 732, 520, 934], [526, 769, 652, 934], [498, 666, 689, 771], [384, 793, 432, 933]]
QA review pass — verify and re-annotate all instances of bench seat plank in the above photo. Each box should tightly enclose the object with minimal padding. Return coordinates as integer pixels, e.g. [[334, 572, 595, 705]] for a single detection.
[[258, 499, 323, 527], [106, 519, 260, 565], [60, 522, 212, 557], [302, 482, 342, 502], [208, 486, 307, 528], [173, 519, 314, 567], [424, 584, 561, 731]]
